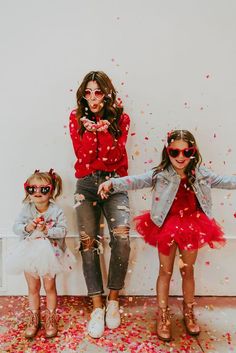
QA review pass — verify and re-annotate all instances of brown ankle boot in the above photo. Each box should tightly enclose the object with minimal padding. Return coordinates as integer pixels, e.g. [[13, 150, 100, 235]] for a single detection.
[[25, 310, 40, 338], [45, 309, 58, 338], [157, 307, 172, 341], [183, 302, 200, 335]]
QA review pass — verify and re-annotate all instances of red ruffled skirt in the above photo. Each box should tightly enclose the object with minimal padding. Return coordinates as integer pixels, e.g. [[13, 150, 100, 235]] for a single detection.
[[134, 210, 226, 255]]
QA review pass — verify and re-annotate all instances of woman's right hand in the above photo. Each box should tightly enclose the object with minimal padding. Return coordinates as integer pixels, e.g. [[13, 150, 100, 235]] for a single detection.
[[98, 180, 113, 199], [80, 117, 97, 132]]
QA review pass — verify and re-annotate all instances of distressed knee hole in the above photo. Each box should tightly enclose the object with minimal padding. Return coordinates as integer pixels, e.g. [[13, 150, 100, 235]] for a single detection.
[[79, 231, 103, 254], [112, 226, 130, 239], [80, 231, 96, 250]]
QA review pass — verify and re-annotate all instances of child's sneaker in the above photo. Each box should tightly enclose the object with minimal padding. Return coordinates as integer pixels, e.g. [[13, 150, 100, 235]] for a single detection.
[[105, 300, 121, 329], [87, 307, 105, 338]]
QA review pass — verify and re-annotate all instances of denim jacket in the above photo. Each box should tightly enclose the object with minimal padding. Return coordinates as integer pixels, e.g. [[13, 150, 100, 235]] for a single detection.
[[111, 165, 236, 227], [13, 201, 67, 251]]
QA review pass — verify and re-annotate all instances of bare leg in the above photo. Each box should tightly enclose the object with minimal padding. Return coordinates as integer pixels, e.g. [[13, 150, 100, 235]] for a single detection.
[[156, 243, 177, 341], [179, 249, 200, 335], [179, 249, 198, 304], [24, 271, 41, 310], [92, 295, 104, 309], [108, 289, 119, 301], [43, 276, 58, 338], [43, 276, 57, 310], [156, 243, 177, 307], [24, 272, 41, 338]]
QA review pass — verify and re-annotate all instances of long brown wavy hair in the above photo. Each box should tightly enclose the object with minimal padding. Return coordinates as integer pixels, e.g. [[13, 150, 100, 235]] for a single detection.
[[76, 71, 124, 138], [152, 130, 202, 188]]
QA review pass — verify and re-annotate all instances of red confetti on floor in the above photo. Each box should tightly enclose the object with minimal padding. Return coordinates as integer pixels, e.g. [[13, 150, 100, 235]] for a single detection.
[[1, 296, 236, 352]]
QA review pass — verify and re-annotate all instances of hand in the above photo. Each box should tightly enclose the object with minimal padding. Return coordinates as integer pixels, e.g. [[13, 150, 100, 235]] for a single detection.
[[96, 120, 110, 132], [98, 180, 113, 199], [80, 117, 97, 132], [80, 117, 110, 132], [25, 221, 36, 234], [35, 221, 47, 232]]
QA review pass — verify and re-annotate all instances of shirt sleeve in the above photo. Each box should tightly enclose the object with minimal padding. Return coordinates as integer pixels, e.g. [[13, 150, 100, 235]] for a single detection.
[[200, 166, 236, 189], [69, 110, 98, 164], [13, 205, 32, 237], [96, 113, 130, 164], [47, 207, 67, 239], [111, 170, 153, 192]]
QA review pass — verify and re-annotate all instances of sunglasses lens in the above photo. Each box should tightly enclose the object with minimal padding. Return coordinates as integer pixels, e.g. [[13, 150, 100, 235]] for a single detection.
[[94, 90, 104, 99], [84, 89, 104, 100], [25, 185, 51, 195], [183, 148, 195, 158], [25, 186, 35, 195], [168, 149, 179, 158], [40, 186, 51, 195], [84, 89, 91, 100]]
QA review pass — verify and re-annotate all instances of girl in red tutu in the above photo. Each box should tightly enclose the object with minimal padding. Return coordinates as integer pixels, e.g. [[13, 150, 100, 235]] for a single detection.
[[98, 130, 236, 341]]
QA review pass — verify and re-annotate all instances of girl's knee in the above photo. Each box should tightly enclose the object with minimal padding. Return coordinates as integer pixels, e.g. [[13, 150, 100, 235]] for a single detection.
[[43, 278, 56, 293], [159, 265, 173, 278], [180, 265, 194, 279], [28, 285, 41, 295]]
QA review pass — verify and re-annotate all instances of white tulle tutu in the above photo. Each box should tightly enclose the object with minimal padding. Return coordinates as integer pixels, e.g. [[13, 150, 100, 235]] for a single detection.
[[6, 230, 76, 278]]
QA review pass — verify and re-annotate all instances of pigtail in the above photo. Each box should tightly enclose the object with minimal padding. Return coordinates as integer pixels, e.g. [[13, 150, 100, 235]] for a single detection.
[[48, 169, 63, 199]]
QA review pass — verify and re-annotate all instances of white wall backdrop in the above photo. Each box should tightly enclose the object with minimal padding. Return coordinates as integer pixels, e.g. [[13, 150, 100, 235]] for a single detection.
[[1, 0, 236, 295]]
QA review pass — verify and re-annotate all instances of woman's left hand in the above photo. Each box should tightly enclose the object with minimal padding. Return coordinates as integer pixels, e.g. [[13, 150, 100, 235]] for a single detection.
[[96, 120, 110, 132], [80, 117, 97, 132]]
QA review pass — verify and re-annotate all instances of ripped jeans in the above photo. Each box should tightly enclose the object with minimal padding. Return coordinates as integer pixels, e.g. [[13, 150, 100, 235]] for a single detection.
[[75, 171, 130, 296]]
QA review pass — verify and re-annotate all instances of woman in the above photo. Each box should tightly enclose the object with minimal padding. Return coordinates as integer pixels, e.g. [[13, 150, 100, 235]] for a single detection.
[[69, 71, 131, 338]]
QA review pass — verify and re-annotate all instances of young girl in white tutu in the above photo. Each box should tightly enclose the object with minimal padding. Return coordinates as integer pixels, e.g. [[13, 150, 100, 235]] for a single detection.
[[8, 169, 75, 338]]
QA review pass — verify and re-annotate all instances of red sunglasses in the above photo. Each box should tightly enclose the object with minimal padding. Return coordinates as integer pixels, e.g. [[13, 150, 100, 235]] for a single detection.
[[167, 147, 196, 158], [84, 88, 104, 100], [24, 183, 53, 195]]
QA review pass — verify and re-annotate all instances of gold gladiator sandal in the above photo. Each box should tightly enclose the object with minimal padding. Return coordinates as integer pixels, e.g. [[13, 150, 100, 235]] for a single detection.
[[183, 302, 200, 335], [157, 307, 172, 342], [25, 309, 41, 338]]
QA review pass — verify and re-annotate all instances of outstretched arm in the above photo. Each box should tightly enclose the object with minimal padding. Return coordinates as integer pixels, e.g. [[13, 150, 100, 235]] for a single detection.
[[98, 180, 113, 199], [98, 170, 153, 199], [200, 167, 236, 189]]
